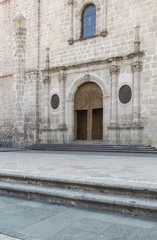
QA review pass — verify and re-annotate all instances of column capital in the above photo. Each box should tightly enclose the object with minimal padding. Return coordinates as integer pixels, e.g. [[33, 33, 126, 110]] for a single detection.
[[43, 76, 50, 85], [131, 61, 143, 72], [58, 71, 67, 83], [109, 65, 120, 75]]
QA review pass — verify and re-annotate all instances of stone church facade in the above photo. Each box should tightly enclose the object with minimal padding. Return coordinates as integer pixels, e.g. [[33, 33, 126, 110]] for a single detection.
[[0, 0, 157, 147]]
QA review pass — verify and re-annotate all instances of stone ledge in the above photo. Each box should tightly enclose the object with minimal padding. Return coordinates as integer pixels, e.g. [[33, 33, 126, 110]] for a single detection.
[[107, 123, 144, 130], [40, 127, 68, 132], [40, 51, 145, 74]]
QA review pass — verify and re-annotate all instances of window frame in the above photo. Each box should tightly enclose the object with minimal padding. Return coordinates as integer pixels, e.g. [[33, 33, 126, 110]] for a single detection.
[[81, 4, 96, 39]]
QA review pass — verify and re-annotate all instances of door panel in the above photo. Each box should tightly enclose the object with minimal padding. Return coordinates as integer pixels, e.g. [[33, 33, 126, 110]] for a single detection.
[[92, 108, 103, 140], [76, 110, 87, 140], [74, 82, 103, 141]]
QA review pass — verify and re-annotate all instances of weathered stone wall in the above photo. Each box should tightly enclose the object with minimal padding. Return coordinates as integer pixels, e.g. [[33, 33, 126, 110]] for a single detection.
[[0, 75, 13, 146], [0, 0, 157, 146]]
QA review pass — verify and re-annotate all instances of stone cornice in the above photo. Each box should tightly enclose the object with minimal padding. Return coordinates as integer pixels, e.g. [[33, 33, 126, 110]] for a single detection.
[[0, 74, 13, 79], [25, 51, 145, 75], [107, 123, 144, 130]]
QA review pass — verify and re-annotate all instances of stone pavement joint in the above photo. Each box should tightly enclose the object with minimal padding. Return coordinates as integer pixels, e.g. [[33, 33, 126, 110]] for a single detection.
[[0, 195, 157, 240], [0, 234, 21, 240]]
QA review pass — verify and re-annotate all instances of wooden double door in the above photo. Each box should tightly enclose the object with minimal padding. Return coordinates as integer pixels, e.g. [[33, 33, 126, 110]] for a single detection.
[[74, 82, 103, 141]]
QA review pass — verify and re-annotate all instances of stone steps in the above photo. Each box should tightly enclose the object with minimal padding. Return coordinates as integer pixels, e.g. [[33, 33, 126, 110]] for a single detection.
[[0, 173, 157, 219], [30, 144, 157, 154]]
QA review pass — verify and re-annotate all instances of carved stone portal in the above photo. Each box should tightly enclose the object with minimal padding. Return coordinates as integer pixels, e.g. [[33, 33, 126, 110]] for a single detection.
[[74, 82, 103, 141]]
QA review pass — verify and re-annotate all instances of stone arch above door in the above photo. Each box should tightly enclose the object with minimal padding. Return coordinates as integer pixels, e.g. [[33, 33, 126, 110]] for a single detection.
[[74, 82, 103, 110], [67, 74, 109, 102]]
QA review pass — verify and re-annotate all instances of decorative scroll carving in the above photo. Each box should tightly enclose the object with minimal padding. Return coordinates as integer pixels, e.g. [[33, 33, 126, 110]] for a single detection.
[[109, 65, 120, 75], [43, 76, 50, 85], [131, 61, 143, 72], [84, 74, 90, 81], [75, 82, 103, 110]]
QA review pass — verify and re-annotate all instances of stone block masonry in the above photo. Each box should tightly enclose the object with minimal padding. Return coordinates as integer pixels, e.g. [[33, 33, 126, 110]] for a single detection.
[[0, 0, 157, 147]]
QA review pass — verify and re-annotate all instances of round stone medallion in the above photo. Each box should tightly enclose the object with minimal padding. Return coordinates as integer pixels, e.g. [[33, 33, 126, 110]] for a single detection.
[[51, 94, 60, 110], [119, 85, 132, 104]]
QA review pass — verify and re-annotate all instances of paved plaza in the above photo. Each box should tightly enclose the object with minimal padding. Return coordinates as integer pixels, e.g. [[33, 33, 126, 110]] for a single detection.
[[0, 195, 157, 240], [0, 150, 157, 239], [0, 150, 157, 187]]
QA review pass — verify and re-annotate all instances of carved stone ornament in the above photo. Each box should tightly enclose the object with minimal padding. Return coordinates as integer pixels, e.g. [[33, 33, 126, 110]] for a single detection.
[[131, 61, 143, 72], [68, 38, 74, 45], [100, 29, 108, 37], [109, 65, 120, 75], [58, 72, 66, 82], [43, 75, 50, 85], [84, 74, 90, 81], [68, 0, 74, 5]]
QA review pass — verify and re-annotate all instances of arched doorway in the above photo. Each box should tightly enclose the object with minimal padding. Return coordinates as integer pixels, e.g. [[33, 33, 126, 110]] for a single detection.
[[74, 82, 103, 141]]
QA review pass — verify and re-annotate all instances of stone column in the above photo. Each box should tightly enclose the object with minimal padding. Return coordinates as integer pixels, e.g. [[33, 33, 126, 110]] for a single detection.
[[43, 75, 50, 143], [131, 61, 143, 124], [131, 61, 143, 144], [42, 48, 51, 143], [68, 0, 74, 45], [109, 65, 120, 125], [12, 15, 26, 147], [58, 70, 67, 143], [24, 71, 40, 147], [109, 65, 120, 144], [100, 0, 108, 37]]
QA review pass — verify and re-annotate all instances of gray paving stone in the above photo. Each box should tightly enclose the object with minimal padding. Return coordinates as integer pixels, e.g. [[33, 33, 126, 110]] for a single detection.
[[0, 195, 157, 240], [72, 217, 113, 234], [38, 203, 67, 213], [63, 207, 124, 223], [0, 195, 28, 205], [127, 229, 157, 240], [102, 223, 142, 239], [24, 238, 43, 240], [19, 200, 47, 208], [17, 212, 80, 239], [0, 234, 21, 240], [0, 205, 34, 221], [0, 208, 58, 237], [0, 201, 13, 210], [0, 149, 157, 240], [49, 228, 114, 240], [119, 215, 156, 229], [19, 207, 58, 221], [0, 151, 157, 186]]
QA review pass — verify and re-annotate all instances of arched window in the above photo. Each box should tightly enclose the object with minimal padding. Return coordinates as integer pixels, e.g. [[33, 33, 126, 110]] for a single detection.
[[82, 4, 96, 38]]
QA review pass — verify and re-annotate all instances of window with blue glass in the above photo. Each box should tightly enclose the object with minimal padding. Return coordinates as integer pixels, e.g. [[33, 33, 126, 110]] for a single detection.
[[82, 5, 96, 38]]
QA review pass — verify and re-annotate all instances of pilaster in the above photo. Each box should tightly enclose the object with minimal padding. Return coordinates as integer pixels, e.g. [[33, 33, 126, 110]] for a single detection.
[[12, 15, 26, 147], [58, 70, 67, 143], [131, 60, 143, 143], [43, 48, 51, 143], [109, 65, 120, 144], [68, 0, 74, 45]]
